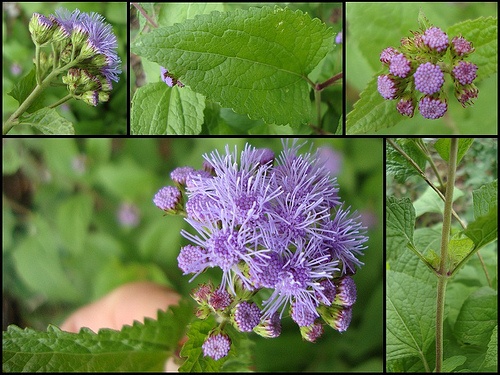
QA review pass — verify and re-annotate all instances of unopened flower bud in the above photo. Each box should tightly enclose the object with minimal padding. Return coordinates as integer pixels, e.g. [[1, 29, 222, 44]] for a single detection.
[[300, 321, 324, 343], [29, 13, 55, 45], [317, 304, 352, 333]]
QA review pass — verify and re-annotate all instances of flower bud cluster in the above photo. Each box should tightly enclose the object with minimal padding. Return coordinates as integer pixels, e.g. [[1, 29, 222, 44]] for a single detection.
[[28, 8, 121, 106], [154, 140, 368, 360], [377, 24, 478, 119]]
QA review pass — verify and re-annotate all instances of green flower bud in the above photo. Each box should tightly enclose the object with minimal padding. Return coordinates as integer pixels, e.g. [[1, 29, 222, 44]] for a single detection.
[[29, 13, 55, 46], [81, 90, 99, 106]]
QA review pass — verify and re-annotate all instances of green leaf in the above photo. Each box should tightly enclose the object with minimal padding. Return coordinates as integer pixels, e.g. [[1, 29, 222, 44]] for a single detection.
[[464, 205, 498, 250], [56, 194, 93, 255], [2, 301, 193, 372], [441, 355, 467, 372], [346, 72, 404, 134], [454, 287, 497, 346], [12, 214, 81, 303], [472, 179, 498, 218], [18, 108, 74, 135], [386, 196, 416, 255], [131, 82, 205, 135], [386, 271, 436, 363], [447, 17, 498, 82], [434, 138, 474, 163], [447, 234, 474, 271], [386, 139, 427, 183], [179, 317, 253, 372], [413, 185, 464, 217], [7, 67, 44, 113], [132, 6, 334, 126], [483, 326, 497, 370]]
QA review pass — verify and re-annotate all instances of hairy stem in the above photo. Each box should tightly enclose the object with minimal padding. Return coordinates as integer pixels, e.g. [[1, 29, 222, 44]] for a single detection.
[[435, 138, 458, 373]]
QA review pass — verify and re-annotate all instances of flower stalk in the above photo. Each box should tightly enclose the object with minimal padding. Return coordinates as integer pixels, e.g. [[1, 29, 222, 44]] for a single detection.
[[435, 138, 458, 373]]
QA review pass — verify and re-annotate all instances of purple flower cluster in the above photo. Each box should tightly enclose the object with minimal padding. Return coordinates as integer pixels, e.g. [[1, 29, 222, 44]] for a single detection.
[[160, 66, 184, 88], [154, 140, 368, 359], [377, 24, 479, 119]]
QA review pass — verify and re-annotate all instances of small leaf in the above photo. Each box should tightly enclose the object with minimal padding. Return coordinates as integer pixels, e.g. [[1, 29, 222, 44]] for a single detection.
[[19, 108, 74, 135], [483, 326, 497, 370], [434, 138, 474, 163], [454, 287, 497, 347], [131, 82, 205, 135], [2, 301, 193, 372], [447, 234, 474, 271], [132, 6, 334, 126]]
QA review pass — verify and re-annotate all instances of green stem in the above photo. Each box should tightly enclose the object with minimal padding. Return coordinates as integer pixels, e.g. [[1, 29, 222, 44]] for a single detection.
[[35, 43, 42, 85], [48, 94, 73, 109], [435, 138, 458, 373], [314, 88, 322, 128]]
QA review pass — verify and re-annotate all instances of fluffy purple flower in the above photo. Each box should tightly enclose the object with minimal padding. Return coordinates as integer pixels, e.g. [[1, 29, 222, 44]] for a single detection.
[[422, 26, 449, 52], [335, 30, 342, 44], [254, 312, 282, 338], [414, 62, 444, 95], [377, 75, 398, 100], [202, 333, 231, 360], [233, 301, 261, 332], [51, 8, 121, 82], [419, 96, 447, 119], [452, 61, 478, 85], [389, 53, 411, 78], [161, 66, 184, 88]]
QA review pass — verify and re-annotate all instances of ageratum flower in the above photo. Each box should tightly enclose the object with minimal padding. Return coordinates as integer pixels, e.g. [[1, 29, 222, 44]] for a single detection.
[[51, 8, 122, 83], [154, 140, 368, 359]]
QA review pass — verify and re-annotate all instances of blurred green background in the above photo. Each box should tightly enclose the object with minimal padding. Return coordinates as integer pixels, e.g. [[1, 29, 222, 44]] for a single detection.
[[2, 2, 127, 135], [346, 2, 498, 134], [2, 138, 383, 371]]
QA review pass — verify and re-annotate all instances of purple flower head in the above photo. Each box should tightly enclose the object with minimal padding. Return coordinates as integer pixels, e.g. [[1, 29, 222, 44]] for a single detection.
[[318, 304, 352, 333], [419, 96, 447, 119], [161, 66, 184, 87], [191, 282, 214, 304], [202, 333, 231, 360], [380, 47, 399, 65], [414, 62, 444, 95], [209, 288, 233, 311], [117, 202, 140, 228], [170, 166, 196, 185], [291, 299, 319, 327], [51, 8, 121, 83], [455, 84, 479, 108], [177, 244, 209, 276], [315, 279, 337, 306], [451, 36, 474, 56], [334, 276, 357, 307], [377, 75, 399, 100], [300, 321, 324, 343], [389, 53, 411, 78], [233, 301, 261, 332], [153, 186, 182, 212], [254, 312, 282, 338], [335, 30, 342, 44], [452, 61, 478, 85], [422, 26, 449, 52], [396, 96, 415, 117]]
